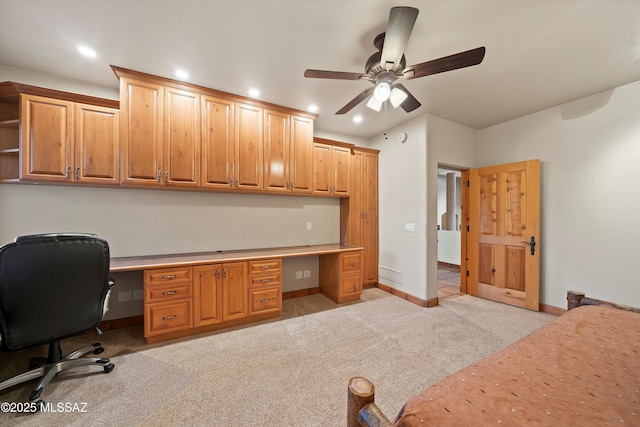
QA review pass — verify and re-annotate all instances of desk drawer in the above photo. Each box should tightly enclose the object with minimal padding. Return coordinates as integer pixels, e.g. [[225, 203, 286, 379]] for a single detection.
[[145, 300, 193, 337], [249, 286, 282, 315], [340, 253, 362, 273], [145, 267, 192, 287], [146, 282, 192, 303], [340, 273, 362, 296], [248, 259, 282, 275], [249, 273, 281, 288]]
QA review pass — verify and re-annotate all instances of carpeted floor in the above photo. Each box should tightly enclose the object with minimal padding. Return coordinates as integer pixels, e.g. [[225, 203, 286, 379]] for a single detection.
[[0, 289, 556, 426]]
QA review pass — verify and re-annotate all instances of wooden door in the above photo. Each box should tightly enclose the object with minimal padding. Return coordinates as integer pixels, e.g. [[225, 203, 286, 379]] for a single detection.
[[222, 262, 248, 321], [333, 146, 351, 196], [193, 265, 223, 327], [289, 114, 313, 194], [74, 103, 119, 185], [202, 95, 234, 189], [263, 109, 289, 192], [20, 94, 73, 182], [467, 159, 540, 310], [120, 77, 163, 186], [363, 152, 379, 284], [163, 87, 200, 187], [234, 103, 263, 191]]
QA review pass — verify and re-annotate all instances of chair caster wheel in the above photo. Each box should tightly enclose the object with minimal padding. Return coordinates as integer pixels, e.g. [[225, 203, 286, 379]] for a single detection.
[[104, 363, 115, 373], [94, 346, 104, 355]]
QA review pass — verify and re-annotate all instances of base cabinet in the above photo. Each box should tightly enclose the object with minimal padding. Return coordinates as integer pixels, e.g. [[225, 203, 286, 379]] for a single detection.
[[319, 251, 363, 304], [144, 267, 194, 338]]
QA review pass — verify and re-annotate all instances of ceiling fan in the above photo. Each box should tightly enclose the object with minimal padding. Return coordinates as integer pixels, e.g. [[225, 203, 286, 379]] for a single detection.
[[304, 6, 486, 115]]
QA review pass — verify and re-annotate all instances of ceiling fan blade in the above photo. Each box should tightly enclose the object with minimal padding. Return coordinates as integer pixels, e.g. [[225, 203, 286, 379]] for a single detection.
[[336, 87, 374, 115], [380, 6, 419, 70], [304, 69, 368, 80], [394, 84, 421, 113], [403, 47, 486, 80]]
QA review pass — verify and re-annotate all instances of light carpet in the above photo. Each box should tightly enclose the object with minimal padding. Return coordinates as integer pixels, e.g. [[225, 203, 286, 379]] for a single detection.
[[0, 289, 556, 426]]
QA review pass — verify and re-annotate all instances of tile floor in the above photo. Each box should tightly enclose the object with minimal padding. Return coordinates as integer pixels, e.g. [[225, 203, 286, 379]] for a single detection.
[[438, 263, 461, 301]]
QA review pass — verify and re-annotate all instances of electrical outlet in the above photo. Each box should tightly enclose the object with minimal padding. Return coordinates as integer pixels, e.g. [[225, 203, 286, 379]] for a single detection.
[[295, 271, 303, 279], [306, 222, 312, 230], [303, 270, 311, 278], [405, 223, 416, 232], [133, 290, 144, 301]]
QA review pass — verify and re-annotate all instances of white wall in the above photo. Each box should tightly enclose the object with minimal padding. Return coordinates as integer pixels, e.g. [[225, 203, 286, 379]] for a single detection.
[[477, 80, 640, 308]]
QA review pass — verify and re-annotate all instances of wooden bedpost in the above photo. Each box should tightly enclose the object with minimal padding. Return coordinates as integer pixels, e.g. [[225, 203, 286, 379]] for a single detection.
[[348, 377, 376, 427], [567, 290, 585, 310], [348, 377, 393, 427]]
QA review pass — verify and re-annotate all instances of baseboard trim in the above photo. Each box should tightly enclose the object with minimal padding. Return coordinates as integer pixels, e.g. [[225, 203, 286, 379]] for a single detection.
[[282, 287, 321, 300], [376, 283, 436, 308], [539, 303, 565, 316], [98, 315, 144, 331]]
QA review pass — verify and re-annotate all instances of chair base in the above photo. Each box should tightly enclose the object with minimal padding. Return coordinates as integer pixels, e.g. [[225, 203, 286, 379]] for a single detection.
[[0, 341, 115, 402]]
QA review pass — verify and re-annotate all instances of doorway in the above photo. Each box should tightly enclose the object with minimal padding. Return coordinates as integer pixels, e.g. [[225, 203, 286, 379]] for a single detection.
[[437, 166, 463, 301]]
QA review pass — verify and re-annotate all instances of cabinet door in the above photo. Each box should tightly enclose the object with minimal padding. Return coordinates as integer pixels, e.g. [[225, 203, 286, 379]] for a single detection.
[[202, 95, 234, 189], [363, 153, 379, 284], [20, 94, 74, 182], [263, 109, 289, 193], [74, 103, 119, 185], [234, 103, 263, 191], [313, 143, 332, 195], [346, 151, 364, 247], [164, 87, 200, 187], [193, 265, 223, 327], [289, 115, 313, 194], [120, 78, 163, 185], [222, 262, 248, 321], [333, 145, 351, 196]]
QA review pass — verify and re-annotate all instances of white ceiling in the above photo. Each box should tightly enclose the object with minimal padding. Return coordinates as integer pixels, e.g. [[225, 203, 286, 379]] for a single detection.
[[1, 0, 639, 139]]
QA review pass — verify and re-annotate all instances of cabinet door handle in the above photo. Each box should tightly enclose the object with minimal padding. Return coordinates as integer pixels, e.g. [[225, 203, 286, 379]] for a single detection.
[[216, 267, 221, 279], [75, 167, 79, 180], [161, 275, 176, 280], [235, 177, 239, 187], [165, 171, 168, 182], [162, 291, 177, 295], [157, 171, 161, 182], [162, 315, 177, 321], [223, 268, 227, 278], [229, 176, 233, 186], [353, 284, 357, 292], [65, 166, 71, 179]]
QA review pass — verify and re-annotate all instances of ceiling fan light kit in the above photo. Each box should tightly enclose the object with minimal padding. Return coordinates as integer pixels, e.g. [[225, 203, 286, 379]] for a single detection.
[[304, 6, 486, 116]]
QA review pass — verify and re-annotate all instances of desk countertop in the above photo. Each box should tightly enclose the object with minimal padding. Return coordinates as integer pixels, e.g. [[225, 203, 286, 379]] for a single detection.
[[110, 243, 363, 272]]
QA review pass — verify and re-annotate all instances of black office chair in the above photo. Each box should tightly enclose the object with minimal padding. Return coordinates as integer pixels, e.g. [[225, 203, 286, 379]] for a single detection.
[[0, 233, 115, 404]]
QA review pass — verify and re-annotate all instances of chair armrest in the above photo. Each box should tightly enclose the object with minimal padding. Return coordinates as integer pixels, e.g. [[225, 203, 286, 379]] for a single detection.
[[108, 278, 115, 288]]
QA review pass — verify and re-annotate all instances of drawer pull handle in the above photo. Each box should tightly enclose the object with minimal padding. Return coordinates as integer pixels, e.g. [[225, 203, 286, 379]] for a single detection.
[[260, 265, 271, 269], [162, 291, 177, 295], [348, 261, 356, 267], [260, 299, 271, 303], [261, 279, 271, 282], [162, 315, 177, 321], [161, 275, 176, 280]]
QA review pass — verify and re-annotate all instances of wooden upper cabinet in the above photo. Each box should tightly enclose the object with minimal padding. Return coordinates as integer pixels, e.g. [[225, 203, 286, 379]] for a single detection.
[[289, 114, 313, 194], [263, 109, 289, 193], [20, 94, 74, 182], [313, 141, 350, 196], [202, 95, 234, 189], [120, 77, 164, 186], [234, 102, 263, 191], [163, 87, 200, 187], [75, 103, 119, 185], [20, 93, 119, 185]]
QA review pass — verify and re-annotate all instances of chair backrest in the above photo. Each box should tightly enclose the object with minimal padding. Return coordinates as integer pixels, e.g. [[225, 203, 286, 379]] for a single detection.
[[0, 233, 111, 351]]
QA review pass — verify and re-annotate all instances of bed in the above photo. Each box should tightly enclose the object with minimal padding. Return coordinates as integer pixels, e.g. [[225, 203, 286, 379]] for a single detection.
[[347, 291, 640, 426]]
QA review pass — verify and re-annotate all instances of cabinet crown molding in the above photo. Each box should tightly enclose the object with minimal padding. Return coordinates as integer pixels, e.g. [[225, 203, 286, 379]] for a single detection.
[[110, 66, 317, 120], [0, 81, 118, 109]]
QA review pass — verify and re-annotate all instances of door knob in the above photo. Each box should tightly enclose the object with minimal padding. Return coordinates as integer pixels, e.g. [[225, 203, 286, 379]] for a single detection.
[[521, 236, 536, 256]]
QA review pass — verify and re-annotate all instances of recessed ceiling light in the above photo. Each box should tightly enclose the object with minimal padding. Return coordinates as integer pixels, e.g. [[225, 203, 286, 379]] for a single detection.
[[353, 115, 363, 124], [308, 104, 318, 113], [249, 88, 260, 97], [77, 46, 96, 58], [175, 69, 189, 79]]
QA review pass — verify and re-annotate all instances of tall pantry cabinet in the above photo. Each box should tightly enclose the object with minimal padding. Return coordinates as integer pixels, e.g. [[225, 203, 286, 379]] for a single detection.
[[341, 147, 379, 286]]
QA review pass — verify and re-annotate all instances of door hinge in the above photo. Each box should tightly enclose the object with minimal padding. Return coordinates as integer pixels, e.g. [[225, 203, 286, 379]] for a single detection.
[[466, 180, 470, 187], [466, 270, 470, 277], [466, 225, 470, 232]]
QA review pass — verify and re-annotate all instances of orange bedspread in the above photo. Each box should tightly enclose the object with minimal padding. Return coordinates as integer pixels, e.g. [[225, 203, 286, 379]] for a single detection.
[[394, 306, 640, 426]]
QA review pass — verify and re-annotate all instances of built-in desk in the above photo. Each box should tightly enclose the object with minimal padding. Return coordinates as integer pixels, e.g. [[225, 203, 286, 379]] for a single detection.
[[110, 244, 363, 343]]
